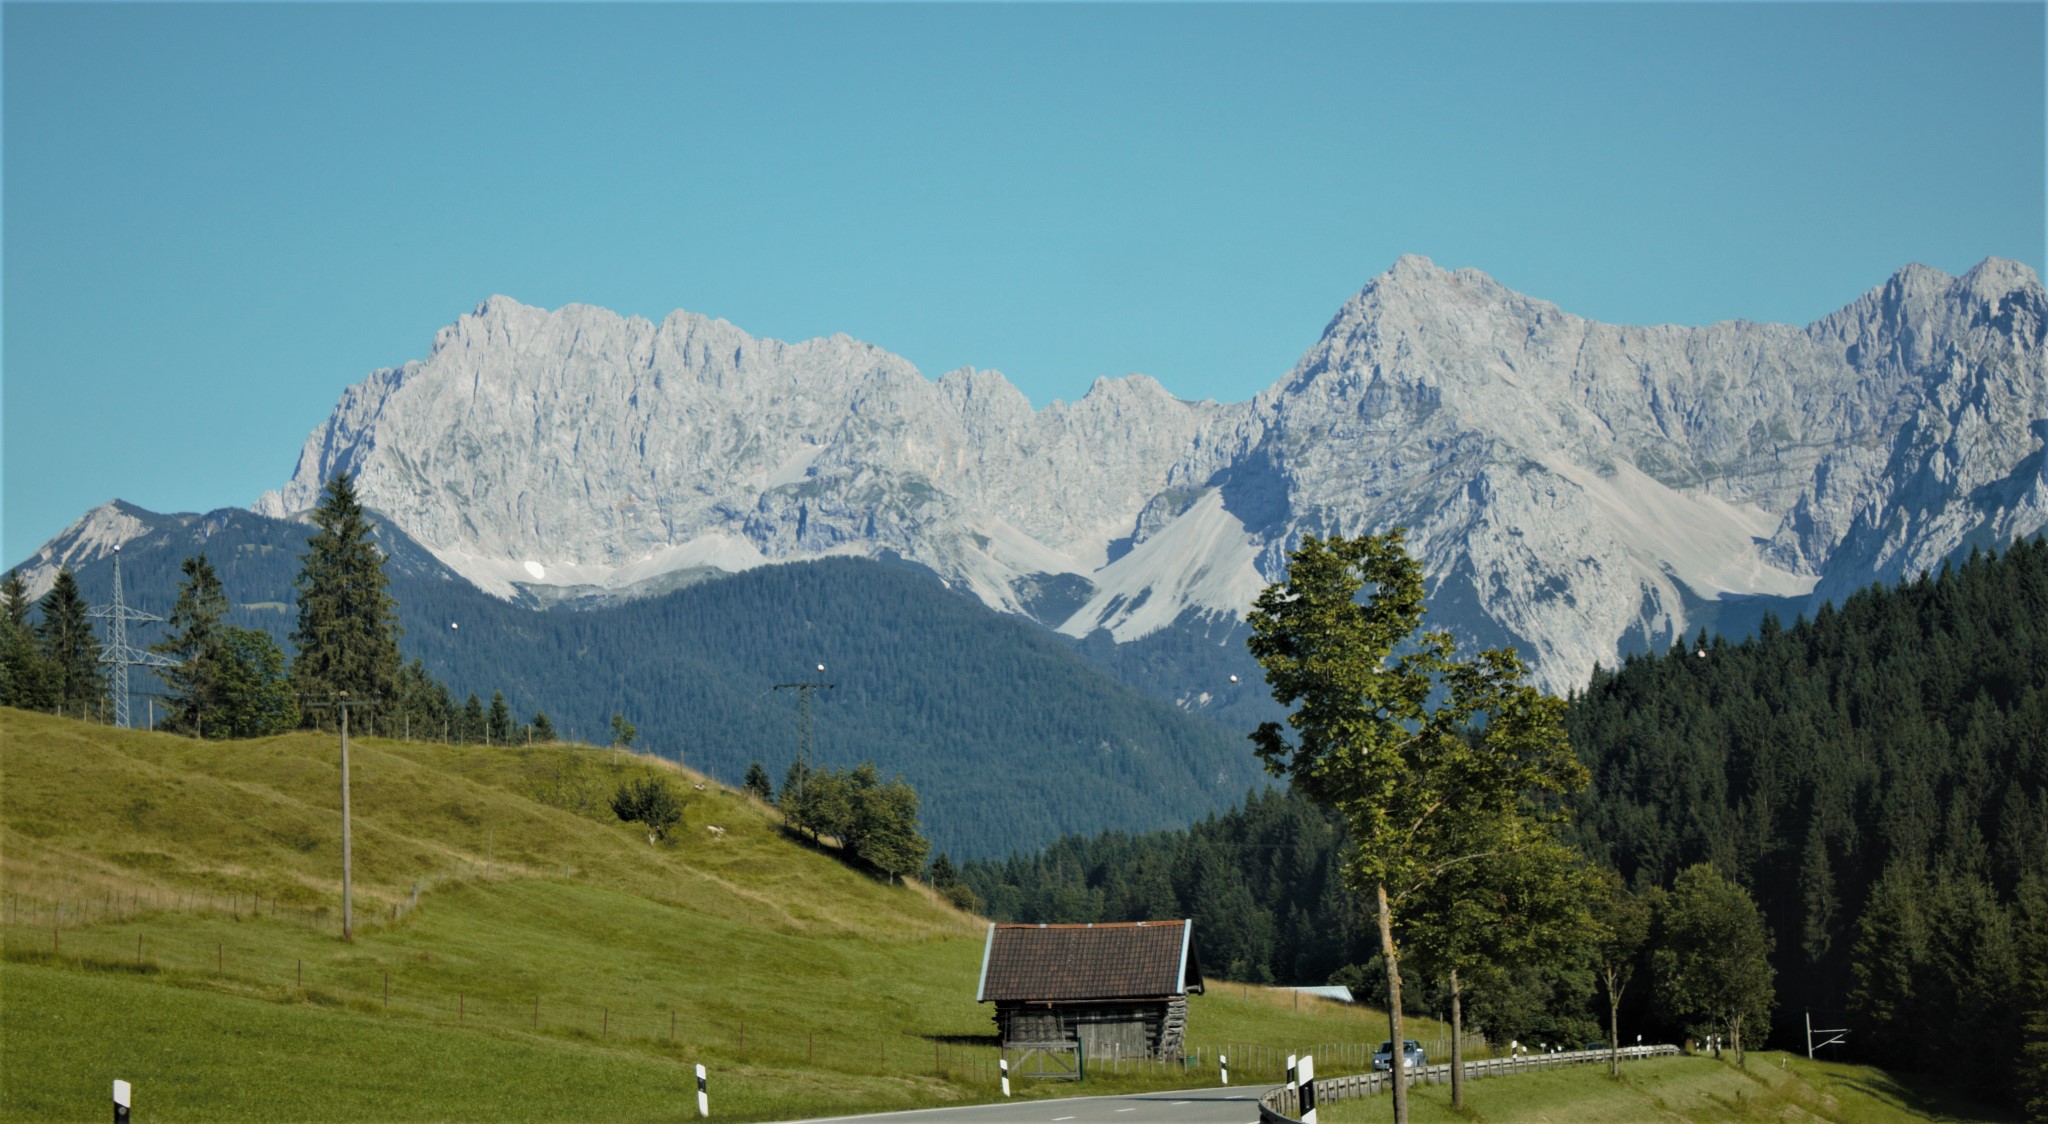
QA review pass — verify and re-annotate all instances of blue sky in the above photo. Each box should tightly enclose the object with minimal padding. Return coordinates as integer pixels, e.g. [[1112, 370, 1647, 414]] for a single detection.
[[4, 2, 2042, 563]]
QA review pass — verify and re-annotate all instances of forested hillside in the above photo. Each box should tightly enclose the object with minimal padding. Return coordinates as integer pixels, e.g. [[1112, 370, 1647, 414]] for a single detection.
[[1567, 536, 2048, 1098], [27, 508, 1265, 858], [964, 537, 2048, 1109], [962, 788, 1355, 984]]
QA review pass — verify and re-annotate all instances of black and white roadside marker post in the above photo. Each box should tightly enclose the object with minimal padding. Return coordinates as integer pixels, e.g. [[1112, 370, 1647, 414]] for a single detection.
[[1297, 1054, 1317, 1124], [695, 1064, 708, 1117], [113, 1080, 131, 1122], [999, 1055, 1010, 1097], [1219, 1051, 1228, 1085]]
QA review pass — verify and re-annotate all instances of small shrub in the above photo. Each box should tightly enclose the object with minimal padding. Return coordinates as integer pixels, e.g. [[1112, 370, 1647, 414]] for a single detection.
[[610, 776, 684, 844]]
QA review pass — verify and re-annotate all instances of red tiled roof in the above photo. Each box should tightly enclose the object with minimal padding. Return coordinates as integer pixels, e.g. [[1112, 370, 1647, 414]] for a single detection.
[[976, 920, 1202, 1003]]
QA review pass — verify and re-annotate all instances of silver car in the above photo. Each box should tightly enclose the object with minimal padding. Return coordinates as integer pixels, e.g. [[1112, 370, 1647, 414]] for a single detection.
[[1372, 1039, 1426, 1071]]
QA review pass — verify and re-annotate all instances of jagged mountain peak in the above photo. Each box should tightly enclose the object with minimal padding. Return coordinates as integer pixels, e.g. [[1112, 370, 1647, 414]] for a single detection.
[[251, 258, 2045, 694]]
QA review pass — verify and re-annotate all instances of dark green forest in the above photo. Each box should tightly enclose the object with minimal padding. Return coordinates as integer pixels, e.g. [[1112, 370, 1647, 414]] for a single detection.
[[963, 537, 2048, 1108], [1567, 537, 2048, 1099], [25, 505, 1265, 858]]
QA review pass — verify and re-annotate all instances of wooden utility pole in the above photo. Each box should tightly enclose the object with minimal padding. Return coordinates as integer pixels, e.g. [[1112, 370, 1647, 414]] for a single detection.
[[302, 692, 378, 941]]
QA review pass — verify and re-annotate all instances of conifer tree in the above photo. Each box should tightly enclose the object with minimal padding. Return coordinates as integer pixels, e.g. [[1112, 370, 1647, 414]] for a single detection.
[[289, 474, 401, 727], [743, 761, 774, 803], [461, 694, 485, 743], [152, 555, 229, 734], [487, 690, 512, 744], [37, 568, 107, 719], [532, 710, 556, 742], [392, 659, 446, 740], [2015, 875, 2048, 1119], [0, 571, 55, 710]]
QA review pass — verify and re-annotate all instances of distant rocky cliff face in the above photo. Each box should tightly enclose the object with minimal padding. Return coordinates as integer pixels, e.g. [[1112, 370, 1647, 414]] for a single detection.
[[254, 256, 2047, 693]]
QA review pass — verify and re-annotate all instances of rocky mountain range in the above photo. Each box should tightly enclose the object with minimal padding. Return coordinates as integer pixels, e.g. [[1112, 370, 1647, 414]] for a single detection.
[[245, 255, 2043, 692], [28, 256, 2047, 696]]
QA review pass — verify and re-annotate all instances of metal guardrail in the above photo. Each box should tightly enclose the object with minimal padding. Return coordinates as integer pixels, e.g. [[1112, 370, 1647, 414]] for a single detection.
[[1259, 1044, 1682, 1122]]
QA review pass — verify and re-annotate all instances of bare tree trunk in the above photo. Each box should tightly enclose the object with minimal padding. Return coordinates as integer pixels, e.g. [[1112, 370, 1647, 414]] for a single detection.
[[1605, 965, 1621, 1078], [1730, 1017, 1743, 1068], [1449, 968, 1465, 1108], [1378, 882, 1408, 1124]]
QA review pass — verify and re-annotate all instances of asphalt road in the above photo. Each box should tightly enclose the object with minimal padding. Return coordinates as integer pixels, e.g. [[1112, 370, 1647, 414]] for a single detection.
[[783, 1084, 1275, 1124]]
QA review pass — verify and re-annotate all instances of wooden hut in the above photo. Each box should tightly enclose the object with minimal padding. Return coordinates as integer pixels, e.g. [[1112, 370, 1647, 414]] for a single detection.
[[975, 920, 1204, 1060]]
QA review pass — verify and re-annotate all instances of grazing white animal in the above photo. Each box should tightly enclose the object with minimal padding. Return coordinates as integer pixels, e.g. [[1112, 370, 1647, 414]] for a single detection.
[[706, 824, 727, 838]]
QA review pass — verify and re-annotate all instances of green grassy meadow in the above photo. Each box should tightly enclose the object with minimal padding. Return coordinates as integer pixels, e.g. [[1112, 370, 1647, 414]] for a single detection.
[[1, 709, 1436, 1120], [1318, 1052, 2018, 1124]]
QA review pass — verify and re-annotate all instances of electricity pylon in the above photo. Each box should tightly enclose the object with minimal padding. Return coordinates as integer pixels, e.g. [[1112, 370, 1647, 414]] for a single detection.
[[773, 666, 834, 805], [90, 547, 177, 728]]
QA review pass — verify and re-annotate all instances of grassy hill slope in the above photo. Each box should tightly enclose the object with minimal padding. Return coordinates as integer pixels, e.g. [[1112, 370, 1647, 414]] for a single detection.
[[1, 709, 1433, 1121]]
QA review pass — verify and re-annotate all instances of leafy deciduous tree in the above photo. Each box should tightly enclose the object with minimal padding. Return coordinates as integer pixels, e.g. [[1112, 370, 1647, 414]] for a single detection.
[[1589, 868, 1653, 1076], [1247, 531, 1587, 1124], [1406, 835, 1598, 1105], [1653, 864, 1775, 1066], [610, 774, 685, 843], [212, 627, 299, 737]]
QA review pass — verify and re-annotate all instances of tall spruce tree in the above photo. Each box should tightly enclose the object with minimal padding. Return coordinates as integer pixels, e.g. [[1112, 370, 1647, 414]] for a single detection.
[[37, 568, 107, 719], [1, 571, 56, 710], [461, 694, 485, 743], [152, 555, 229, 734], [488, 690, 512, 745], [289, 474, 402, 727]]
